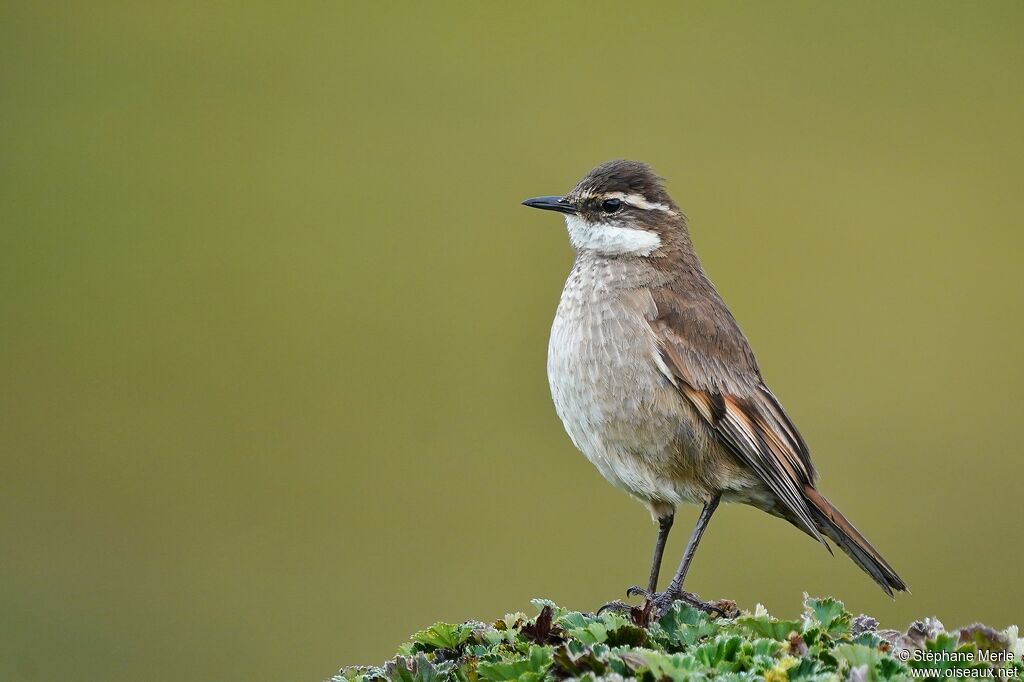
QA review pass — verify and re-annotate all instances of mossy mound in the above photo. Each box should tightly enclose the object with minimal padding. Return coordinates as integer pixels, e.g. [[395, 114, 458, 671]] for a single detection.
[[334, 597, 1021, 681]]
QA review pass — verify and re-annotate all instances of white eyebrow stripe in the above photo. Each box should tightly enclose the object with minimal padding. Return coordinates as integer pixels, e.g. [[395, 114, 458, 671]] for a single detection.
[[603, 191, 674, 213]]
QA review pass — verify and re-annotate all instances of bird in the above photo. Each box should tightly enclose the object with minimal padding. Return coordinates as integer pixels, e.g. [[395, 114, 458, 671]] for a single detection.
[[522, 159, 906, 616]]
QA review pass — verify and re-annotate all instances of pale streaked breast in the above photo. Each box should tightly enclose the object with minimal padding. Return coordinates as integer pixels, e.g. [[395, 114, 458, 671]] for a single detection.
[[546, 257, 701, 506]]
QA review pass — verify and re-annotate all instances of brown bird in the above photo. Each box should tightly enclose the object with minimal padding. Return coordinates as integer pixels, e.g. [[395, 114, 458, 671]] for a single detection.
[[522, 160, 906, 615]]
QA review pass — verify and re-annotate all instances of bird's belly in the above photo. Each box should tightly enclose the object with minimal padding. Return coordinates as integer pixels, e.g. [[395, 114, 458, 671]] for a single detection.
[[547, 297, 702, 507]]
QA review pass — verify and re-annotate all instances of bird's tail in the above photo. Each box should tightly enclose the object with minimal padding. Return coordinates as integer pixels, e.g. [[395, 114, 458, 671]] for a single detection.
[[802, 485, 908, 597]]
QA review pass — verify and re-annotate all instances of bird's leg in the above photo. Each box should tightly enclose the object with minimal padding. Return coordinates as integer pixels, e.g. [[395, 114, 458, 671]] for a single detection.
[[666, 495, 719, 593], [599, 512, 674, 614], [624, 512, 675, 601], [600, 500, 730, 618], [646, 513, 674, 594], [651, 494, 725, 617]]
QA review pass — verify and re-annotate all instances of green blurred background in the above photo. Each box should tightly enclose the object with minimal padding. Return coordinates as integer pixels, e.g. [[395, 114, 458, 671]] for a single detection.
[[2, 2, 1022, 680]]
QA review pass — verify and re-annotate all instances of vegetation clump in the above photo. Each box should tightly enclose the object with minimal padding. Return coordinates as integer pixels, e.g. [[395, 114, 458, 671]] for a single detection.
[[334, 596, 1021, 681]]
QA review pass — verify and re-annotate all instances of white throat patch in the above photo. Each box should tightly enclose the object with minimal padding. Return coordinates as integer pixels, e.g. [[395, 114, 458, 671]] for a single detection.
[[564, 215, 662, 256]]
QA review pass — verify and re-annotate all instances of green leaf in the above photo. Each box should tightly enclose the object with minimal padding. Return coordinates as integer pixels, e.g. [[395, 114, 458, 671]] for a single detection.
[[632, 650, 702, 681], [478, 629, 504, 648], [748, 637, 783, 658], [693, 635, 743, 670], [662, 603, 713, 627], [528, 598, 565, 619], [555, 611, 595, 630], [833, 643, 883, 671], [930, 632, 959, 652], [851, 632, 881, 648], [786, 657, 829, 680], [736, 614, 803, 641], [557, 610, 629, 646], [804, 596, 852, 637], [654, 603, 720, 649], [477, 646, 552, 681], [383, 654, 452, 682], [569, 621, 607, 646], [411, 622, 473, 651], [604, 621, 648, 647], [551, 643, 608, 677], [877, 656, 907, 679]]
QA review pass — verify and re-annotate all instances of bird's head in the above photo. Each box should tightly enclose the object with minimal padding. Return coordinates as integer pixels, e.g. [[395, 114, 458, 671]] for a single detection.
[[522, 160, 684, 257]]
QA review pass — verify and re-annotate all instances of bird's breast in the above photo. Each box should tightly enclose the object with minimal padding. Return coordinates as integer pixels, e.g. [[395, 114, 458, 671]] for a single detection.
[[546, 264, 692, 499], [547, 282, 659, 428]]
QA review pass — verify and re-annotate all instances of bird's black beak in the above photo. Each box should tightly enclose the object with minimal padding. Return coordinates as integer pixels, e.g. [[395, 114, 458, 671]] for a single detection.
[[521, 196, 578, 215]]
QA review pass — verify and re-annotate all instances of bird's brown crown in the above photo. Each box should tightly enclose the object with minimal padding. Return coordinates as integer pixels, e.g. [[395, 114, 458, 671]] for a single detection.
[[566, 159, 675, 210]]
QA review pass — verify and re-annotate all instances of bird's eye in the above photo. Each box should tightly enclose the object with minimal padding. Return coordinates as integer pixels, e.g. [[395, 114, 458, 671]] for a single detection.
[[601, 198, 622, 213]]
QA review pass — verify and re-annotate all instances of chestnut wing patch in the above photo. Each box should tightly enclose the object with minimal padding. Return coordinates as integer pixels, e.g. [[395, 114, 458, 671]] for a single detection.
[[649, 306, 825, 547]]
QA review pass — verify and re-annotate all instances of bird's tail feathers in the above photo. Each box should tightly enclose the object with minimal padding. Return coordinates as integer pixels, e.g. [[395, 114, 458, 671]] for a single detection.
[[802, 486, 908, 597]]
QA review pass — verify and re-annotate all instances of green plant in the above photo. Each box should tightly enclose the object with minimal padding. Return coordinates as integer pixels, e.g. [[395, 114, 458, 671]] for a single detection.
[[334, 596, 1022, 681]]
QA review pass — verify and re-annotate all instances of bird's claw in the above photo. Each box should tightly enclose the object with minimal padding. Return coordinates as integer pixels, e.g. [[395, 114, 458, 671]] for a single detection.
[[596, 599, 634, 616], [626, 585, 653, 599], [596, 586, 654, 616]]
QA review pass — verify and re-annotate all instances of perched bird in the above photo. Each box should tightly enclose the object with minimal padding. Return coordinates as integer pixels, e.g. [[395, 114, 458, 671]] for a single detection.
[[522, 160, 906, 615]]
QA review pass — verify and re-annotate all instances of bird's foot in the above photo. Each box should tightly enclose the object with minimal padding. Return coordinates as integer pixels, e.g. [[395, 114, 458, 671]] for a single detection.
[[649, 589, 737, 620], [598, 585, 736, 623]]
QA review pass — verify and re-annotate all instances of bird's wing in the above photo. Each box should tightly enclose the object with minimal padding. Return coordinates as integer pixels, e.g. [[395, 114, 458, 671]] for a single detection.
[[646, 282, 826, 546]]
